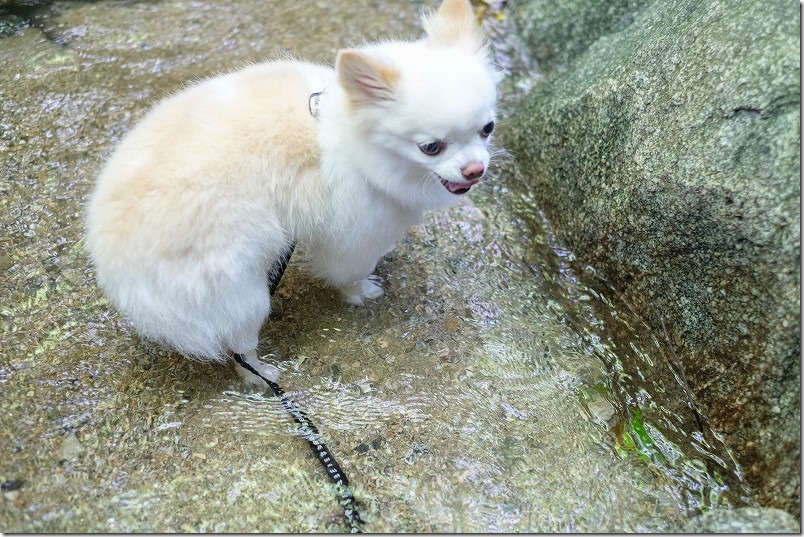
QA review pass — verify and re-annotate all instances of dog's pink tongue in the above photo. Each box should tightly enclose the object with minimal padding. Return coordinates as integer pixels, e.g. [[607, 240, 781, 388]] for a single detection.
[[446, 180, 477, 193]]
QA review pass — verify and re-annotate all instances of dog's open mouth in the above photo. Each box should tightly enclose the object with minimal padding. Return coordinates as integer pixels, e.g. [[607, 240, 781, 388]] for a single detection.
[[440, 178, 478, 195]]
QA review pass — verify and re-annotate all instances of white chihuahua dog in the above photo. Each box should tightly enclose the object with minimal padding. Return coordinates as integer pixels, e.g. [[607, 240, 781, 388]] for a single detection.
[[86, 0, 499, 382]]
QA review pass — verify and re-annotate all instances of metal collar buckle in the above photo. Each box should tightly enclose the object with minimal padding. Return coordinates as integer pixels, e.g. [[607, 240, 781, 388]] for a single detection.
[[308, 91, 322, 119]]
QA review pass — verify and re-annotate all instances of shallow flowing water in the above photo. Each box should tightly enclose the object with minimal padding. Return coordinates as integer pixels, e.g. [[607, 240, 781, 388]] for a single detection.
[[1, 0, 753, 532]]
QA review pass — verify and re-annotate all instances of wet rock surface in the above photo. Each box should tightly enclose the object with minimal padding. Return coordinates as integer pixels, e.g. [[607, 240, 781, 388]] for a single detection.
[[506, 0, 800, 516], [0, 0, 780, 532], [684, 507, 800, 534]]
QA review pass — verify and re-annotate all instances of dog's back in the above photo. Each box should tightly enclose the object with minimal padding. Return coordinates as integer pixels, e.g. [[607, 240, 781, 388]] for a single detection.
[[86, 61, 332, 360]]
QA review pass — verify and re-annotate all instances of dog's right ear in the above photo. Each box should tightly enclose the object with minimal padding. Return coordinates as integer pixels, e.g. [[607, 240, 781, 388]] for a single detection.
[[337, 49, 399, 108], [423, 0, 484, 51]]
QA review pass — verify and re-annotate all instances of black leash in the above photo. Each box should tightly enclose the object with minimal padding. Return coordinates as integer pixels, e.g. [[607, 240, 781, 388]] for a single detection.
[[233, 354, 363, 532], [236, 241, 364, 533], [268, 242, 295, 296]]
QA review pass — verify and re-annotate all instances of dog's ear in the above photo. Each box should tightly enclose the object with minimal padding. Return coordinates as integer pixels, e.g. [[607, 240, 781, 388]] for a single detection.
[[422, 0, 484, 50], [336, 49, 399, 107]]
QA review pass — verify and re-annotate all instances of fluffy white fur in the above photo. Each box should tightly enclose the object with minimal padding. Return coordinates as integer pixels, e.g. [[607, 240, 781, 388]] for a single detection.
[[85, 0, 499, 379]]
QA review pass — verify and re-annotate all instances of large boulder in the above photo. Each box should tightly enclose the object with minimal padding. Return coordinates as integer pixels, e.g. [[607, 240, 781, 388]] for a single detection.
[[505, 0, 800, 514]]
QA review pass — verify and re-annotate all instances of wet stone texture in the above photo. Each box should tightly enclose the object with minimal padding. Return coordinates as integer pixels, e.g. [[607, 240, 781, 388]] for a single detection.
[[0, 0, 791, 533], [507, 0, 800, 519]]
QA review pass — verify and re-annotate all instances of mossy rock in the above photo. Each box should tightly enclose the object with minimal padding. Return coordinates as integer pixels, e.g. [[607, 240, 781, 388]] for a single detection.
[[506, 0, 800, 515]]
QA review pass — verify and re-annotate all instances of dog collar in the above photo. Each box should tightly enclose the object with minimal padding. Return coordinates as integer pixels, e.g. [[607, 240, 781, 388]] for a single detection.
[[308, 91, 322, 119]]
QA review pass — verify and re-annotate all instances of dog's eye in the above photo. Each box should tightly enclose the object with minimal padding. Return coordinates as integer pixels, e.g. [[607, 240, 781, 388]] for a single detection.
[[480, 121, 495, 138], [418, 140, 445, 156]]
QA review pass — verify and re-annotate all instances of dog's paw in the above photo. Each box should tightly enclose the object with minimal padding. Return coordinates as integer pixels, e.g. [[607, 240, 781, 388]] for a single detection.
[[235, 350, 280, 387], [339, 275, 385, 305]]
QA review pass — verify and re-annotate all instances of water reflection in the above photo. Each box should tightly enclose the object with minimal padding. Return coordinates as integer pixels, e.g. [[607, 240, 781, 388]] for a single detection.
[[515, 205, 752, 513]]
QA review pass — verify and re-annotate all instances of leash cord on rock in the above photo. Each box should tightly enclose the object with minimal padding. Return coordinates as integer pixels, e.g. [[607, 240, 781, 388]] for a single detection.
[[233, 353, 364, 533], [234, 241, 364, 533]]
